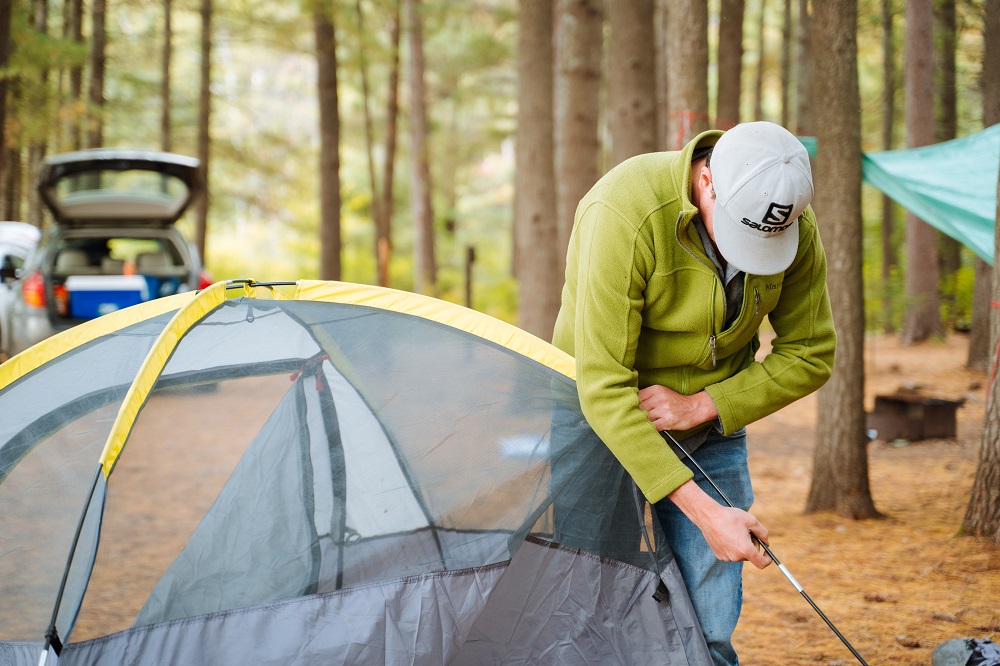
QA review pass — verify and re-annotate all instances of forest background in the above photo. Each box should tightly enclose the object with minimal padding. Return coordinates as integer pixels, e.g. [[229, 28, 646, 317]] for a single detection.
[[2, 0, 999, 552], [0, 0, 989, 329]]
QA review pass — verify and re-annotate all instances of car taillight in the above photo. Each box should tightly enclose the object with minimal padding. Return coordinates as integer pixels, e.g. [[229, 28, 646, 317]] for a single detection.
[[54, 284, 70, 317], [197, 269, 214, 290], [21, 271, 47, 308]]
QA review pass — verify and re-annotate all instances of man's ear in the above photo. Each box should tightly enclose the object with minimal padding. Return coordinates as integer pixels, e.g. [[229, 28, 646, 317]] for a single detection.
[[697, 165, 715, 200]]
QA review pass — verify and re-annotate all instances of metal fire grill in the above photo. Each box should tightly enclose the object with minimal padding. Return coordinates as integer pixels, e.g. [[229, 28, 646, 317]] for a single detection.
[[865, 392, 965, 441]]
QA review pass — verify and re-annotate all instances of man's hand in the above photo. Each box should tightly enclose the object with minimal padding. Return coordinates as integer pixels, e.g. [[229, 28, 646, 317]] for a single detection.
[[638, 385, 719, 432], [669, 479, 771, 569]]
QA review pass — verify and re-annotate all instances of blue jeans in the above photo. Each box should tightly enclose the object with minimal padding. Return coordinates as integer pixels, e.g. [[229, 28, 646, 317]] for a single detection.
[[653, 429, 753, 666]]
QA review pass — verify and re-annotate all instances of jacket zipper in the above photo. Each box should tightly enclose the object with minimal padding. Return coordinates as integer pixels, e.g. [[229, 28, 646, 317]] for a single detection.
[[674, 211, 722, 368], [755, 286, 760, 316], [709, 283, 718, 367]]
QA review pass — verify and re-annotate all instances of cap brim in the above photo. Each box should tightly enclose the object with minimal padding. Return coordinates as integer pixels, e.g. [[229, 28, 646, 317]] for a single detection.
[[712, 206, 799, 275]]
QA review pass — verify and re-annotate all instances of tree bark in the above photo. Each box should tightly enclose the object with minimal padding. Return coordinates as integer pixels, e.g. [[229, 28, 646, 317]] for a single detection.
[[405, 0, 435, 295], [794, 0, 812, 135], [161, 0, 173, 153], [716, 0, 744, 130], [969, 258, 992, 370], [655, 0, 669, 146], [935, 0, 961, 328], [377, 0, 402, 288], [881, 0, 898, 334], [86, 0, 107, 150], [901, 0, 942, 344], [963, 0, 1000, 542], [665, 0, 709, 148], [515, 0, 560, 340], [806, 0, 881, 520], [607, 0, 656, 166], [195, 0, 212, 265], [969, 0, 1000, 370], [780, 0, 791, 128], [0, 0, 11, 204], [753, 0, 766, 121], [2, 149, 20, 221], [354, 0, 382, 285], [64, 0, 83, 151], [315, 0, 341, 281], [554, 0, 602, 262], [26, 0, 48, 229]]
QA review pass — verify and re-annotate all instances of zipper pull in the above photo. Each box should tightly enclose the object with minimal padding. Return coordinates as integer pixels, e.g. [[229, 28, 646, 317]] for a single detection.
[[709, 334, 717, 367], [754, 287, 760, 315]]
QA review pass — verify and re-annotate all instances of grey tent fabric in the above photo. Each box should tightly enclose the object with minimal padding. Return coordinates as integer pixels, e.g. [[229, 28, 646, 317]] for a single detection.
[[58, 540, 706, 666], [862, 124, 1000, 264], [0, 284, 713, 665]]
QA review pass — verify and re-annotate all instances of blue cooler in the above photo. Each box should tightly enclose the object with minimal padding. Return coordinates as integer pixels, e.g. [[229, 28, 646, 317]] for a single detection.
[[65, 275, 150, 319]]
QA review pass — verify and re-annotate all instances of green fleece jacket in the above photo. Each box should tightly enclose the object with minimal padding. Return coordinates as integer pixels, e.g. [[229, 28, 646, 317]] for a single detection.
[[551, 130, 836, 504]]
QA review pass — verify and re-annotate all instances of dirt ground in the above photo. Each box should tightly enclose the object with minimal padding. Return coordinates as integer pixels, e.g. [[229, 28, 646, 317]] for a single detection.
[[736, 333, 1000, 665]]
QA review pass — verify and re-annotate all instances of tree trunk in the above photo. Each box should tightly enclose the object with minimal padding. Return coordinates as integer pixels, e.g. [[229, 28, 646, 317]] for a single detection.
[[607, 0, 655, 166], [355, 0, 382, 285], [753, 0, 766, 121], [935, 0, 961, 328], [27, 0, 48, 229], [86, 0, 106, 150], [969, 258, 992, 370], [794, 0, 812, 135], [969, 0, 1000, 370], [0, 0, 10, 204], [901, 0, 942, 344], [195, 0, 212, 265], [655, 0, 669, 146], [405, 0, 435, 295], [716, 0, 744, 129], [377, 0, 401, 288], [963, 0, 1000, 542], [315, 0, 341, 281], [881, 0, 898, 334], [780, 0, 791, 128], [161, 0, 173, 153], [515, 0, 560, 340], [65, 0, 83, 151], [3, 149, 22, 221], [806, 0, 881, 520], [665, 0, 709, 148], [554, 0, 602, 261]]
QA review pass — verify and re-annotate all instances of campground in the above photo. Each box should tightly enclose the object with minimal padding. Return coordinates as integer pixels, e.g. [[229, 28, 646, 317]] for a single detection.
[[30, 329, 1000, 663], [736, 333, 1000, 665]]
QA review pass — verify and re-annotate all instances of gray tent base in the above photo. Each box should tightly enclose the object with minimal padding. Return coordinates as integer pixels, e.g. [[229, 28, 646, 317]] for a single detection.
[[4, 539, 708, 666]]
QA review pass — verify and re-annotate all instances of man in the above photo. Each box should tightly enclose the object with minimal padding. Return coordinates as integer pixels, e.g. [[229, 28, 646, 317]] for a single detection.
[[551, 121, 836, 665]]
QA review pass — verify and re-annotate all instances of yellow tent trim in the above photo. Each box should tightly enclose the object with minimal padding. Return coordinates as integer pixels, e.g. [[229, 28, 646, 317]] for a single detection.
[[292, 280, 577, 380], [9, 278, 573, 477], [0, 291, 197, 390], [97, 282, 230, 475]]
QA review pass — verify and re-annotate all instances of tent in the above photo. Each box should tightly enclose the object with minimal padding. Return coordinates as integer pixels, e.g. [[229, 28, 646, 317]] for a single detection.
[[861, 123, 1000, 264], [0, 279, 711, 665]]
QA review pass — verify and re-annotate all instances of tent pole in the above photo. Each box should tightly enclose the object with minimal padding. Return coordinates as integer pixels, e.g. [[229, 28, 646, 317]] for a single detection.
[[40, 464, 104, 659]]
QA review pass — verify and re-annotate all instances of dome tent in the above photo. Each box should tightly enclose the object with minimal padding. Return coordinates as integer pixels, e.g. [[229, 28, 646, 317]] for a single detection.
[[0, 279, 711, 665]]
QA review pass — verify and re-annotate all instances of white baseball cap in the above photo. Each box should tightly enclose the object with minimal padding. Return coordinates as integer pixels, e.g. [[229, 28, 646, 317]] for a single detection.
[[709, 121, 814, 275]]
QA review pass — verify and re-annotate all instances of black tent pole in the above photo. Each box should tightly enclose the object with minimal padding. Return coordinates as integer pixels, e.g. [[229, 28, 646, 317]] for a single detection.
[[660, 431, 870, 666]]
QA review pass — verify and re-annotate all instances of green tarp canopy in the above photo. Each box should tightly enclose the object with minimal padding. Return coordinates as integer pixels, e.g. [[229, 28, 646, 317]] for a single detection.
[[861, 123, 1000, 265]]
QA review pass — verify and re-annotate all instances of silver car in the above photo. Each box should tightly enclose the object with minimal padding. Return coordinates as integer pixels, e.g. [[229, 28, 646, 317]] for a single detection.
[[6, 149, 211, 357], [0, 222, 41, 360]]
